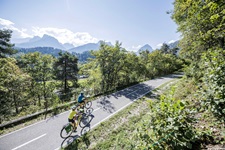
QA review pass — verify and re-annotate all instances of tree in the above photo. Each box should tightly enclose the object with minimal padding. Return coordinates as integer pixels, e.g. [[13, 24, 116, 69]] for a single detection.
[[54, 51, 79, 101], [38, 54, 56, 113], [91, 41, 126, 92], [0, 29, 17, 58], [160, 43, 170, 54], [172, 0, 225, 78], [0, 58, 31, 120], [19, 52, 43, 106], [120, 52, 141, 85]]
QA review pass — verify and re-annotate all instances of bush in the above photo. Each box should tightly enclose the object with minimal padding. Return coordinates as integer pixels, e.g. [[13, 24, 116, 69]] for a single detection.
[[136, 87, 199, 149]]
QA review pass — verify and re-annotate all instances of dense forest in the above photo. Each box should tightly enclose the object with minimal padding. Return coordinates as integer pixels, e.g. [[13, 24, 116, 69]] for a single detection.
[[0, 0, 225, 149]]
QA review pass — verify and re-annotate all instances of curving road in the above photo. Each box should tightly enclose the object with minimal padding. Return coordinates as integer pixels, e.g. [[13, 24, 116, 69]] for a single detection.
[[0, 75, 181, 150]]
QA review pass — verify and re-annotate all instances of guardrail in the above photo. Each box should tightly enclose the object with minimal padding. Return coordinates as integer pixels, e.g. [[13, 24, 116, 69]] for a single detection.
[[0, 101, 75, 130]]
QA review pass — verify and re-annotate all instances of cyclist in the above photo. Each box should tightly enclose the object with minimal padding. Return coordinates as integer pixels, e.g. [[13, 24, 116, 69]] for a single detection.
[[68, 106, 80, 132], [77, 92, 86, 108]]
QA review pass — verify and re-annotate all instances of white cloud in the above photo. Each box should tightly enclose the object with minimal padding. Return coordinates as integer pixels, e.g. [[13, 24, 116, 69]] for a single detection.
[[32, 27, 98, 46], [0, 18, 14, 26], [0, 18, 32, 38], [168, 40, 175, 44], [156, 43, 163, 47], [0, 18, 99, 46]]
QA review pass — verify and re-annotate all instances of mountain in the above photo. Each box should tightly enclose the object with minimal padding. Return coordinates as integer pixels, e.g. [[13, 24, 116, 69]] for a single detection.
[[15, 34, 65, 50], [14, 35, 112, 53], [137, 44, 153, 54], [68, 43, 99, 53], [11, 37, 31, 44], [63, 43, 75, 50], [68, 41, 112, 53], [168, 40, 179, 49]]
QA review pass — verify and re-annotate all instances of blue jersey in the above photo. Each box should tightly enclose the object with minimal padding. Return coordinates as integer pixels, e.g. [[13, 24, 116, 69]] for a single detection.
[[78, 94, 84, 103]]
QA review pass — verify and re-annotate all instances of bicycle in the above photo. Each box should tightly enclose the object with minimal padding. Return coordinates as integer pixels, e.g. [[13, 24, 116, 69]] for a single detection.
[[80, 97, 92, 109], [60, 111, 92, 139]]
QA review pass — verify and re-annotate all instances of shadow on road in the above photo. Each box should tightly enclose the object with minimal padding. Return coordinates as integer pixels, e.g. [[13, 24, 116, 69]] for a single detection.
[[97, 97, 116, 113], [60, 114, 94, 149], [111, 83, 153, 101], [45, 115, 59, 123], [61, 128, 91, 150], [106, 74, 182, 101]]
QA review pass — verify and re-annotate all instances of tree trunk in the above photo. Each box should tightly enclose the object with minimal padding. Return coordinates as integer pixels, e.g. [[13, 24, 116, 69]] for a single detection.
[[13, 92, 19, 114]]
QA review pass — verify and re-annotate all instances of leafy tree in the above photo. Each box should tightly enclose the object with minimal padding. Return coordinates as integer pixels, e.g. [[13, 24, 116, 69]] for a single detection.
[[172, 0, 225, 79], [18, 52, 43, 106], [0, 58, 31, 118], [38, 54, 56, 113], [120, 52, 141, 85], [91, 41, 126, 92], [160, 43, 170, 54], [54, 51, 79, 101], [0, 29, 17, 58]]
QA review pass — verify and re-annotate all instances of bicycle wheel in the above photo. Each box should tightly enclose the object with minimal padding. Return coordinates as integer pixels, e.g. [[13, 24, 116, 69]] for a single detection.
[[81, 126, 90, 135], [86, 107, 94, 115], [85, 101, 92, 109], [60, 123, 73, 139], [79, 114, 91, 128]]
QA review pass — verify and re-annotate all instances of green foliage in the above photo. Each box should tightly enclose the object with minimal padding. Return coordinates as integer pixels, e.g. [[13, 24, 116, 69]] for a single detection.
[[86, 42, 183, 95], [136, 87, 198, 150], [54, 51, 79, 101], [201, 49, 225, 123], [0, 58, 31, 122], [91, 41, 126, 92], [0, 29, 17, 58], [18, 52, 56, 108], [172, 0, 225, 80]]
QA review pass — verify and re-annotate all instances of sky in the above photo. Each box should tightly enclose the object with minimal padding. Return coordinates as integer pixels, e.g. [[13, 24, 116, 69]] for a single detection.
[[0, 0, 180, 51]]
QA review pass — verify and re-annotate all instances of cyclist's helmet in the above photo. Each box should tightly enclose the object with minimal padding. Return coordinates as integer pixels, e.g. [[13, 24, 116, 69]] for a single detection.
[[80, 92, 84, 95], [71, 106, 76, 110]]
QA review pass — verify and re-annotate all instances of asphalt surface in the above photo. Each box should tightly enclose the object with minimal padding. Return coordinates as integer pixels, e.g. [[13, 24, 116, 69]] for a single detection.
[[0, 74, 181, 150]]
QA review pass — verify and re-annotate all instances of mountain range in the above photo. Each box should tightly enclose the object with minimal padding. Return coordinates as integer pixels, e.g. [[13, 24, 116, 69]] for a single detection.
[[14, 34, 179, 54], [15, 34, 113, 53]]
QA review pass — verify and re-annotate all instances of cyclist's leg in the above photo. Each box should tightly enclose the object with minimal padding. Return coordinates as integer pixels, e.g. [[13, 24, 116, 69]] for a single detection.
[[78, 101, 85, 111], [68, 118, 76, 131], [73, 115, 79, 131]]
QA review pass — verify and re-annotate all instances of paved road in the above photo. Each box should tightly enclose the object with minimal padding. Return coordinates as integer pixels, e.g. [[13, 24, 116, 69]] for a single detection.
[[0, 75, 181, 150]]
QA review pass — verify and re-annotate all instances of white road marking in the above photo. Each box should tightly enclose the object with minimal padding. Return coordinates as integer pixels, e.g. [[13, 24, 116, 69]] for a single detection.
[[11, 133, 47, 150], [93, 108, 100, 112], [0, 111, 70, 139]]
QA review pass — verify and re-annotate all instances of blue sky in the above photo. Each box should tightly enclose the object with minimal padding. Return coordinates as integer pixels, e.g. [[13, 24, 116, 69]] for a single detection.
[[0, 0, 180, 51]]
